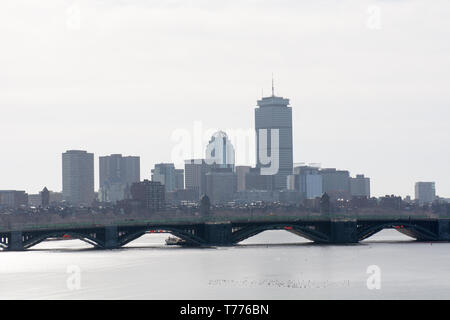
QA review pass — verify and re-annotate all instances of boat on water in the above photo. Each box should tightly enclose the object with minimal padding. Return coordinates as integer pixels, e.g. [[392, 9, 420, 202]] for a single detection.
[[165, 236, 186, 246]]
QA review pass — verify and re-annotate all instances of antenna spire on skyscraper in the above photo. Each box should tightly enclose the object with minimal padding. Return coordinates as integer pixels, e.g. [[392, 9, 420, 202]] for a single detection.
[[272, 73, 275, 97]]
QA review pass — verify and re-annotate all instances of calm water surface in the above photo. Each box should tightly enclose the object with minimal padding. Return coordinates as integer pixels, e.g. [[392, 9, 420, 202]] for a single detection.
[[0, 230, 449, 299]]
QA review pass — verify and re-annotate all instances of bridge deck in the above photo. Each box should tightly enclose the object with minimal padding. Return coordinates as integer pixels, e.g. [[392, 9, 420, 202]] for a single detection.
[[0, 211, 445, 233]]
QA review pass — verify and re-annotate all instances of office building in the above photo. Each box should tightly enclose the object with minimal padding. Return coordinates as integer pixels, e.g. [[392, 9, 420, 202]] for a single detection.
[[289, 166, 323, 200], [99, 154, 140, 203], [245, 167, 275, 191], [185, 159, 210, 198], [350, 174, 371, 198], [130, 180, 165, 212], [205, 131, 235, 170], [62, 150, 95, 206], [99, 154, 140, 188], [255, 84, 293, 190], [205, 168, 237, 204], [320, 168, 351, 201], [151, 163, 184, 193]]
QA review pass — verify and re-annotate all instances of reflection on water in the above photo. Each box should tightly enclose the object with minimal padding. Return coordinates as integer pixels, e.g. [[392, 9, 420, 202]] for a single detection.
[[0, 229, 448, 300]]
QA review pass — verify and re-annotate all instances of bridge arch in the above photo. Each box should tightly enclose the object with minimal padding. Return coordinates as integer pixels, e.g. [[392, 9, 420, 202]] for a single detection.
[[22, 231, 103, 250], [358, 222, 438, 241], [231, 223, 330, 244], [118, 226, 207, 247]]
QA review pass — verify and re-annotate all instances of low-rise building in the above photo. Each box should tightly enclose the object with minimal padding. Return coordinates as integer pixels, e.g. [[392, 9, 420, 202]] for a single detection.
[[205, 168, 237, 204], [245, 167, 275, 191], [129, 180, 165, 212], [0, 190, 28, 209]]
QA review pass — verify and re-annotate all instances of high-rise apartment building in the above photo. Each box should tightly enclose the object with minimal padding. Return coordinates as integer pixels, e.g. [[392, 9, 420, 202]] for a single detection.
[[415, 182, 436, 205], [62, 150, 95, 206]]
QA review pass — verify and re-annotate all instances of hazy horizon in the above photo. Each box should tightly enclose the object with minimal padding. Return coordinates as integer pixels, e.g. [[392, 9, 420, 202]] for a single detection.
[[1, 0, 449, 198]]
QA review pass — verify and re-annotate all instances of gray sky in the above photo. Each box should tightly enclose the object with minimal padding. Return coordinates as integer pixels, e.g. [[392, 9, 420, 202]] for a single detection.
[[0, 0, 449, 197]]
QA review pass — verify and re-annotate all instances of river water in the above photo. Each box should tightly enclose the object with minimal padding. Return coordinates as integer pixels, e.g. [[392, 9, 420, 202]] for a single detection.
[[0, 230, 449, 300]]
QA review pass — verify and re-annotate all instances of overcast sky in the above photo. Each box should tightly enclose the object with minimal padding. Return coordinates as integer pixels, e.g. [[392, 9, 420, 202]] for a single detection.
[[0, 0, 449, 197]]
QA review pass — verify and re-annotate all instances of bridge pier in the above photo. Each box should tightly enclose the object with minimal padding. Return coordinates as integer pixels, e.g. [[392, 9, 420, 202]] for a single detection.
[[7, 231, 24, 251], [438, 219, 450, 241], [329, 220, 358, 244], [103, 226, 119, 249], [202, 222, 232, 246]]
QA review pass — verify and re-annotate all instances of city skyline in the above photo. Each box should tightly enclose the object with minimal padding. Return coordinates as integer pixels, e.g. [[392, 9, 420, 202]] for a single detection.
[[1, 1, 449, 198], [2, 83, 448, 199], [1, 89, 448, 199]]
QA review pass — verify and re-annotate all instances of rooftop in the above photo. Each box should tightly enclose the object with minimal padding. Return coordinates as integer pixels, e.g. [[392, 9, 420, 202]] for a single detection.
[[257, 95, 290, 108]]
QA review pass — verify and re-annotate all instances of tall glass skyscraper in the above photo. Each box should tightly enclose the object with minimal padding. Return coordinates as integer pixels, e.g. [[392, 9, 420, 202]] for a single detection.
[[255, 89, 293, 190], [205, 131, 235, 170]]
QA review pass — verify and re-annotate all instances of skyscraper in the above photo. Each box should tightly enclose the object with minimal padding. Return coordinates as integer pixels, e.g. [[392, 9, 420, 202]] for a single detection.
[[99, 154, 140, 203], [151, 163, 184, 192], [62, 150, 95, 206], [205, 131, 235, 170], [255, 81, 293, 190]]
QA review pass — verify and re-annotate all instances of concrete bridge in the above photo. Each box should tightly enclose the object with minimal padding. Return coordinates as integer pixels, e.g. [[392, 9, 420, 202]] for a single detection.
[[1, 211, 450, 251]]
